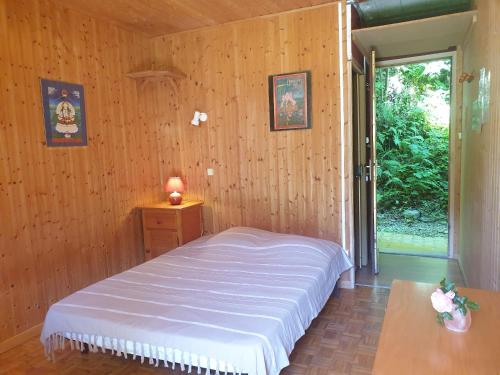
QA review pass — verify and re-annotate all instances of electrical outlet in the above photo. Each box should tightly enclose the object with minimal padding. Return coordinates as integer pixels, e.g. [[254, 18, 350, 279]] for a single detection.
[[207, 168, 214, 176]]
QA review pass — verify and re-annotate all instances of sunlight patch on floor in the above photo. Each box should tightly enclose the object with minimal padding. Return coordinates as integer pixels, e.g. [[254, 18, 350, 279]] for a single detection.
[[378, 231, 447, 257]]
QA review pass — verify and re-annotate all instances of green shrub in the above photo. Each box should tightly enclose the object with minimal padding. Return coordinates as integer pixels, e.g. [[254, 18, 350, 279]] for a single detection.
[[376, 62, 450, 218]]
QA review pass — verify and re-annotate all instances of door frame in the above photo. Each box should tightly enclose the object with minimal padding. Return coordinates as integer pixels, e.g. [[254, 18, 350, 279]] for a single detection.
[[369, 50, 379, 272], [376, 50, 460, 259], [352, 63, 368, 269]]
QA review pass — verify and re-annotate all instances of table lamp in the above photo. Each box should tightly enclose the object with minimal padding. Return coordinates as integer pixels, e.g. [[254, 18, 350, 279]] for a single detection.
[[165, 177, 185, 205]]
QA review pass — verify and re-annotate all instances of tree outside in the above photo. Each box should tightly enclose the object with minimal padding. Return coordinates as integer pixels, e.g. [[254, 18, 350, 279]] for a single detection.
[[376, 59, 451, 256]]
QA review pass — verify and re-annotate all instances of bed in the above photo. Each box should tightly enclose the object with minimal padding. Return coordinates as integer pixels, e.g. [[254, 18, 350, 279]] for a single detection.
[[41, 226, 352, 375]]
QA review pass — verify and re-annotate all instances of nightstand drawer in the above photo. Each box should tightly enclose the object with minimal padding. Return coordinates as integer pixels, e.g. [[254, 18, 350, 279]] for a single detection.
[[144, 229, 178, 250], [140, 200, 203, 261], [143, 211, 177, 230], [143, 229, 178, 261]]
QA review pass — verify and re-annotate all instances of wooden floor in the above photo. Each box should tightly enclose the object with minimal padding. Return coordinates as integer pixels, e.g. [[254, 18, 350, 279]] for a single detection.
[[0, 287, 389, 375], [355, 253, 465, 288]]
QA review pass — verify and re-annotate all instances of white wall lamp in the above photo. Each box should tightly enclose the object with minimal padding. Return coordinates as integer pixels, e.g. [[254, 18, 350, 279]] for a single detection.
[[191, 111, 208, 126]]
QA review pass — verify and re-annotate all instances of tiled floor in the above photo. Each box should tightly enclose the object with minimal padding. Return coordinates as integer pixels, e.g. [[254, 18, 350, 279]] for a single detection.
[[355, 253, 465, 288], [0, 287, 390, 375]]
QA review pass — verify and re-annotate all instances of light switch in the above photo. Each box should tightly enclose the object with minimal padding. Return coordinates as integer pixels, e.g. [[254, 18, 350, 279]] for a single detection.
[[207, 168, 214, 176]]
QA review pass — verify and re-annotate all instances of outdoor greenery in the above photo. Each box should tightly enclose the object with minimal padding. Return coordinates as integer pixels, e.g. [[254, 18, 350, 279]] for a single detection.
[[376, 60, 451, 226]]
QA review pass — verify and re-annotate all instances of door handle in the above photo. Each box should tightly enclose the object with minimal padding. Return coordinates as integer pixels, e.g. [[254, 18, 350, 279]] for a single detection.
[[365, 159, 378, 181], [365, 162, 371, 181]]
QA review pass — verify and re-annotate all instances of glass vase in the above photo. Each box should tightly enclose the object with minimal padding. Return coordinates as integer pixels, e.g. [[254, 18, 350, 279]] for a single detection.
[[444, 307, 471, 333]]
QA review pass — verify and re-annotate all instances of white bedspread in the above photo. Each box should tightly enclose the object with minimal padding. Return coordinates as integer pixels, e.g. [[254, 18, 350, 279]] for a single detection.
[[41, 227, 352, 375]]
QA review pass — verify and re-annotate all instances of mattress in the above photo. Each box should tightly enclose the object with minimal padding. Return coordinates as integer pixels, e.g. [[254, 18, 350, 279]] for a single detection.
[[41, 226, 353, 375]]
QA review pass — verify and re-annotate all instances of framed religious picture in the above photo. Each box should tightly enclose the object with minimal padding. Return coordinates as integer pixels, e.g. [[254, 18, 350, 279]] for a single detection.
[[268, 71, 311, 131], [40, 79, 87, 147]]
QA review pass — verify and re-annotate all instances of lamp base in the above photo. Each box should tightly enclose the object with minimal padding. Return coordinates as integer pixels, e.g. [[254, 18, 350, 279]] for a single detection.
[[169, 193, 183, 205]]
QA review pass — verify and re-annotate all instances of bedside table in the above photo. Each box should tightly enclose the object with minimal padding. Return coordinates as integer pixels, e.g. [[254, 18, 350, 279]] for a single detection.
[[140, 200, 203, 261]]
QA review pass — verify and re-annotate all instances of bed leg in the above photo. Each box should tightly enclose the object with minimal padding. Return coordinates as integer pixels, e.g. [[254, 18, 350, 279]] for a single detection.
[[82, 343, 90, 354]]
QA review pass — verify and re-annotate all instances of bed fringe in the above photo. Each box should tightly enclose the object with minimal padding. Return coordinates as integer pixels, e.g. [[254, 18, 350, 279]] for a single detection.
[[44, 332, 239, 375]]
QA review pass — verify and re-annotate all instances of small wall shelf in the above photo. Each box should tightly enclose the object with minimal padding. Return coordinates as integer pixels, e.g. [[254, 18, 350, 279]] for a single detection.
[[126, 68, 186, 80], [126, 67, 185, 90]]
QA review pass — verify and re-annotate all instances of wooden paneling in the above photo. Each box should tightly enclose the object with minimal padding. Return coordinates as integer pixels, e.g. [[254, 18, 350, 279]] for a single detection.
[[52, 0, 337, 37], [1, 0, 353, 346], [0, 0, 162, 344], [459, 0, 500, 291], [151, 4, 345, 244]]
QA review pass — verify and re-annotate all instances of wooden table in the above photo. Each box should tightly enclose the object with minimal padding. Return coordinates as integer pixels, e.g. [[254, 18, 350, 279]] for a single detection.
[[373, 280, 500, 375]]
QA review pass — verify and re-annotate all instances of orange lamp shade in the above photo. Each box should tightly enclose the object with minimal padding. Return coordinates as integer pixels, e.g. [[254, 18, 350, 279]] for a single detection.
[[165, 177, 185, 205]]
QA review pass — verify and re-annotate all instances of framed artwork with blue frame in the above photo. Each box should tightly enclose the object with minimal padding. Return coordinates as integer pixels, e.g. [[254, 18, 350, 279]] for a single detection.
[[268, 71, 312, 131], [40, 79, 87, 147]]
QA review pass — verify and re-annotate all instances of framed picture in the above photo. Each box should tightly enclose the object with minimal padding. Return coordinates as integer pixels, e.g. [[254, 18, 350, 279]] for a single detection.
[[40, 79, 87, 147], [268, 71, 311, 131]]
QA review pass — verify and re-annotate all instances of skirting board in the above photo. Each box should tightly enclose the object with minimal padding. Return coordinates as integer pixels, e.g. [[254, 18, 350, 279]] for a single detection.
[[339, 268, 355, 289], [339, 280, 355, 288], [0, 323, 42, 354]]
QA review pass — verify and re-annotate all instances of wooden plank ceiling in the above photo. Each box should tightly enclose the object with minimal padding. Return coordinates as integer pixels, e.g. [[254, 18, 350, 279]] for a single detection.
[[54, 0, 335, 36]]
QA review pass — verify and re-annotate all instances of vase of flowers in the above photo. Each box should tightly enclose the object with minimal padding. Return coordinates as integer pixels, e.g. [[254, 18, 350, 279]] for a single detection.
[[430, 278, 479, 333]]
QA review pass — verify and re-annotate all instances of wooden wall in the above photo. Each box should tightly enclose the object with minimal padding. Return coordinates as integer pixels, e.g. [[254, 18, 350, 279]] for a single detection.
[[151, 4, 346, 243], [0, 0, 351, 346], [0, 0, 162, 344], [460, 0, 500, 291]]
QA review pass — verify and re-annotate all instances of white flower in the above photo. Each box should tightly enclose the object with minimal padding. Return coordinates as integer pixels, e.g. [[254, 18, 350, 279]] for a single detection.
[[431, 288, 454, 313]]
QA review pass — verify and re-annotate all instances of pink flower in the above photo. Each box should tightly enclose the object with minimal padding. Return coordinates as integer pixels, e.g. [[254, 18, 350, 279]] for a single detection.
[[445, 290, 455, 300], [431, 288, 455, 313]]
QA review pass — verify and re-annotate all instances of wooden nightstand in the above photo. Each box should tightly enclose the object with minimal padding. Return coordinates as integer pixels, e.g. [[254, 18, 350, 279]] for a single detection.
[[140, 200, 203, 261]]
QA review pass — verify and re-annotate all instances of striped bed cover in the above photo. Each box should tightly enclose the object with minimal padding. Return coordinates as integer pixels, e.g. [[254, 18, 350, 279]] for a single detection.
[[41, 227, 353, 375]]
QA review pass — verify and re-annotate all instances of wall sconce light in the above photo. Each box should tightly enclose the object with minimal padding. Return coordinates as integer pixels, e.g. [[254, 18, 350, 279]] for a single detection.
[[191, 111, 208, 126]]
